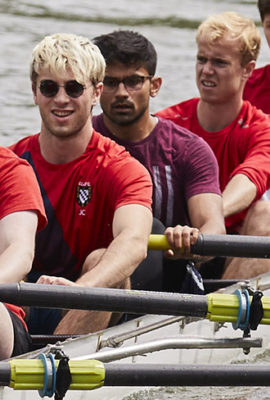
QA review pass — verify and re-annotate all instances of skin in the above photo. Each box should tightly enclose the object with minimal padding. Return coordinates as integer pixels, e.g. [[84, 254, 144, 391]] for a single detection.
[[33, 68, 152, 334], [195, 33, 270, 279], [100, 62, 161, 142], [196, 34, 257, 218], [100, 62, 225, 259], [222, 12, 270, 279], [0, 210, 38, 359]]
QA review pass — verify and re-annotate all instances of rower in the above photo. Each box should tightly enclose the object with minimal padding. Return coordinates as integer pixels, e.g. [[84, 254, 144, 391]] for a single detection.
[[157, 11, 270, 280], [92, 30, 225, 294]]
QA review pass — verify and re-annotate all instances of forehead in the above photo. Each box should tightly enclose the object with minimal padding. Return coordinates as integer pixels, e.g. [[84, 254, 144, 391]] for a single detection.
[[35, 66, 90, 84], [105, 62, 149, 77], [263, 14, 270, 23], [197, 34, 241, 59]]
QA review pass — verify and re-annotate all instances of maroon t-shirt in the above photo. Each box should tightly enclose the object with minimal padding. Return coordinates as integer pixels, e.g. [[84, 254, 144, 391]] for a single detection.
[[93, 114, 221, 227]]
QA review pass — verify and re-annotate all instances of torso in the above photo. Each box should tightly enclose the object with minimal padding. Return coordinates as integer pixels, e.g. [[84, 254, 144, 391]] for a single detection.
[[10, 131, 152, 280], [93, 114, 220, 227]]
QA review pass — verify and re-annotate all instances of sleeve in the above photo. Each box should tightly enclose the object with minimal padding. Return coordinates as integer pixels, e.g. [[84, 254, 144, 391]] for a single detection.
[[230, 117, 270, 200], [0, 150, 47, 231], [106, 155, 153, 211], [180, 135, 221, 200]]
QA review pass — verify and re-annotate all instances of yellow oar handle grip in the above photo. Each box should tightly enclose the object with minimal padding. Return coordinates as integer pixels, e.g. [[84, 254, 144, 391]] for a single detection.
[[148, 234, 170, 250]]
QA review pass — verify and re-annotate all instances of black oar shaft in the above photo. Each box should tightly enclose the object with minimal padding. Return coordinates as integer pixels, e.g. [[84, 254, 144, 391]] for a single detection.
[[1, 362, 270, 389], [192, 234, 270, 258], [0, 283, 208, 317], [0, 362, 10, 386], [104, 364, 270, 386]]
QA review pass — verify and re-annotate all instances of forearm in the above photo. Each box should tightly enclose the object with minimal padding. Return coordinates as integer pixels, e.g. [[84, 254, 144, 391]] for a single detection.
[[76, 231, 148, 288], [0, 211, 38, 283], [0, 243, 33, 283], [77, 205, 152, 288], [223, 174, 257, 218]]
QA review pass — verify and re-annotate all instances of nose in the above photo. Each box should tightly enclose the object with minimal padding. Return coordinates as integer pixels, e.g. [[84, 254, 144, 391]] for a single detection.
[[115, 82, 129, 97], [201, 60, 214, 74], [53, 86, 70, 102]]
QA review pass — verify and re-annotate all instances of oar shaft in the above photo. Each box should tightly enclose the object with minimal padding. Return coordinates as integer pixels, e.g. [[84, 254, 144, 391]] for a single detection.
[[104, 363, 270, 386], [0, 283, 208, 318], [149, 234, 270, 258], [2, 361, 270, 389], [1, 283, 269, 325], [0, 362, 10, 386]]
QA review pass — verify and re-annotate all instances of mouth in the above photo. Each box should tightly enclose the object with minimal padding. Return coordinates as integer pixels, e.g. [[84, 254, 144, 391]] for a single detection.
[[201, 80, 216, 88], [52, 110, 74, 118], [112, 102, 134, 112]]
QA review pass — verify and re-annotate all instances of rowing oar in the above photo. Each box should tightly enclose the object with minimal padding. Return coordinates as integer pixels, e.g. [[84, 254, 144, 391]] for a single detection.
[[0, 282, 269, 326], [148, 233, 270, 258], [2, 359, 270, 392]]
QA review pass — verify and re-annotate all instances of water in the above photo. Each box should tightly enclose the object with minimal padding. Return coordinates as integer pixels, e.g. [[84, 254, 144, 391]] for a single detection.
[[0, 0, 269, 146], [1, 1, 270, 399]]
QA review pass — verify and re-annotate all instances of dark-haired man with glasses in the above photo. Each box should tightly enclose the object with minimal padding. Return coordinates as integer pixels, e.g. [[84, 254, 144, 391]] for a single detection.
[[93, 30, 225, 293], [10, 33, 154, 335]]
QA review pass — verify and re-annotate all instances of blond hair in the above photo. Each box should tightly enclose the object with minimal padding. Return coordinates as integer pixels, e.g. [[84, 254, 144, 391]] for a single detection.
[[196, 12, 261, 66], [30, 33, 106, 86]]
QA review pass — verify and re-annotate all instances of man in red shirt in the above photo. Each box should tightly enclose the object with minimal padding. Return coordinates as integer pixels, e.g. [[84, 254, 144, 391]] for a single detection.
[[11, 33, 153, 335], [157, 11, 270, 279], [243, 0, 270, 114], [0, 147, 46, 359]]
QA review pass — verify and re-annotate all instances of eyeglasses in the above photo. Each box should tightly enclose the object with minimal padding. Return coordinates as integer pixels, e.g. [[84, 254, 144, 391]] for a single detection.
[[39, 80, 87, 98], [102, 75, 153, 93]]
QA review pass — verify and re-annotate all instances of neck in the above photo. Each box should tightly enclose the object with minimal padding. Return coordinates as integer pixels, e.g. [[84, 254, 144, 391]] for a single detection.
[[103, 113, 157, 142], [39, 121, 93, 164], [197, 98, 243, 132]]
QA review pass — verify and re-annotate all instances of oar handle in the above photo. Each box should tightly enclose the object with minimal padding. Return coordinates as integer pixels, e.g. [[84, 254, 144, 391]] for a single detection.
[[148, 234, 170, 250], [148, 234, 270, 258]]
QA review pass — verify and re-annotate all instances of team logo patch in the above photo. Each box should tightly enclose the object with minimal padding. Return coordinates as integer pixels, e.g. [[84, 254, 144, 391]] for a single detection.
[[76, 183, 92, 207]]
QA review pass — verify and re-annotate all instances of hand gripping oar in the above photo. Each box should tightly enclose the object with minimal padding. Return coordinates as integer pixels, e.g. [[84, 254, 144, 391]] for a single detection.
[[148, 233, 270, 258], [0, 283, 269, 328], [2, 358, 270, 395]]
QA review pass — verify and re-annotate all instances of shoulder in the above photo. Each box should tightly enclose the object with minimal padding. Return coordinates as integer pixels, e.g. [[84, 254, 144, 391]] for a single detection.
[[247, 65, 270, 85], [92, 129, 129, 158], [157, 116, 205, 144], [242, 101, 270, 125], [0, 146, 31, 172], [156, 98, 199, 119], [9, 134, 38, 156]]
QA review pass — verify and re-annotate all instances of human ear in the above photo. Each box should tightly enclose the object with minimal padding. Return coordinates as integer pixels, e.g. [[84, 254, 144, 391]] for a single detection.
[[150, 77, 162, 98], [243, 60, 256, 80], [32, 82, 38, 105], [92, 82, 103, 106]]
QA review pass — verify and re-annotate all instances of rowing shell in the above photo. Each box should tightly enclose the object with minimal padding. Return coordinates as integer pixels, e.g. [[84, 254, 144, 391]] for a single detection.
[[1, 272, 270, 399]]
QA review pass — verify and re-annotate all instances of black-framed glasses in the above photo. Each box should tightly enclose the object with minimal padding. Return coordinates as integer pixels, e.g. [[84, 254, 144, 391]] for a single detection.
[[102, 75, 153, 93], [39, 80, 87, 98]]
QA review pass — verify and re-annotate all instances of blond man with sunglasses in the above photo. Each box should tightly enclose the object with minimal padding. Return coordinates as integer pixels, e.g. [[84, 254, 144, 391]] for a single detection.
[[10, 33, 153, 335]]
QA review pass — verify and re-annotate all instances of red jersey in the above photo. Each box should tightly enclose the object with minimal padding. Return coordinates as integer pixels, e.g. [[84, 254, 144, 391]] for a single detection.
[[10, 130, 152, 280], [157, 99, 270, 232], [0, 146, 47, 329], [243, 65, 270, 114]]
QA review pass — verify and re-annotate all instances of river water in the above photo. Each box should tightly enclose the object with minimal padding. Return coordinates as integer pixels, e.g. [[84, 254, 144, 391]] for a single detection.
[[0, 0, 269, 147], [1, 1, 270, 399]]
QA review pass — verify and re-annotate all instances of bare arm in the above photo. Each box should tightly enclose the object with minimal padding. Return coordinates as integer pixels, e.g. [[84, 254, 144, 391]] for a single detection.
[[223, 174, 257, 218], [165, 193, 225, 259], [76, 204, 152, 288], [0, 211, 38, 283]]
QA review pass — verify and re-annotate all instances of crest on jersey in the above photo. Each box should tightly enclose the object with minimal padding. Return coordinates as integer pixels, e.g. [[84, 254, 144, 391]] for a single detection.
[[76, 182, 92, 207]]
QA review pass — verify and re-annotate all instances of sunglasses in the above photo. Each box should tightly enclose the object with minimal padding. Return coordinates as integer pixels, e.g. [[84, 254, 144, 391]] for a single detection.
[[39, 80, 87, 98], [102, 75, 153, 93]]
